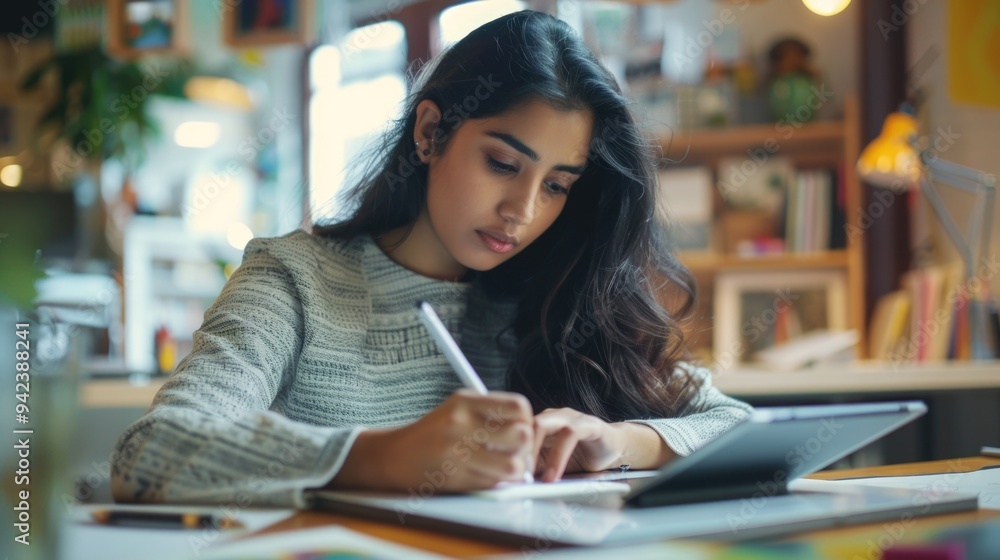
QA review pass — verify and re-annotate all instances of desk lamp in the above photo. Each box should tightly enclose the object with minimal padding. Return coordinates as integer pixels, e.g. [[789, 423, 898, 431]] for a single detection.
[[857, 109, 997, 360]]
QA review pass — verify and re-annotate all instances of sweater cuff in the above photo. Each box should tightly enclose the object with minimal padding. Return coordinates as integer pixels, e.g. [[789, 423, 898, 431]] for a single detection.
[[293, 426, 365, 509]]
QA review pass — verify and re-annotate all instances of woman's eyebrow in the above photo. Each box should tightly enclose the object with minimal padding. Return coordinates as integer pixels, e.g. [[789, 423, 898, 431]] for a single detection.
[[484, 130, 587, 175]]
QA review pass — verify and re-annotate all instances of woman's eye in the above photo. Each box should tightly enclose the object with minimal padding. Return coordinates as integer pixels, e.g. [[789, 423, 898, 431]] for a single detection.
[[545, 182, 570, 196], [487, 155, 570, 196], [486, 156, 517, 174]]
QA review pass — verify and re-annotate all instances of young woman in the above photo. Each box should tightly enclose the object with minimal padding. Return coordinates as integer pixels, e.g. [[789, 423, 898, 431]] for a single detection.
[[111, 10, 751, 508]]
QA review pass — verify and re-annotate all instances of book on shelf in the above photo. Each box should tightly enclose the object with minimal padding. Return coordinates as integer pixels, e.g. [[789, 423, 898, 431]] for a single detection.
[[780, 167, 844, 253], [930, 263, 963, 360], [884, 261, 996, 363], [711, 158, 853, 257], [830, 163, 848, 249], [869, 290, 910, 360]]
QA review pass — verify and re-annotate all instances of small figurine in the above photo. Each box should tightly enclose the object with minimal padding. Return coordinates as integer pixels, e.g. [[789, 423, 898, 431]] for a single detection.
[[767, 37, 820, 123]]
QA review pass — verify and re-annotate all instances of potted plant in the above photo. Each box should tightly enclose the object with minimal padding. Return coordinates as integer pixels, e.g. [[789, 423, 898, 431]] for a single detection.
[[22, 46, 190, 260], [0, 47, 191, 307]]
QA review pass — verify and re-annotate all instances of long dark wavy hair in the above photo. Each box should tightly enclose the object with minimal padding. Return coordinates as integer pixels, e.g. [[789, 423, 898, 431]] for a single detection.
[[314, 10, 700, 421]]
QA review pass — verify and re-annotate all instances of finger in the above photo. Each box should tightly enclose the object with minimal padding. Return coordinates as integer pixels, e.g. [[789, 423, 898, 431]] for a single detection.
[[462, 399, 533, 453], [482, 424, 535, 482], [539, 427, 581, 482], [481, 422, 533, 455], [467, 449, 530, 485], [531, 411, 579, 475], [531, 418, 547, 475], [468, 391, 534, 424], [535, 409, 603, 444]]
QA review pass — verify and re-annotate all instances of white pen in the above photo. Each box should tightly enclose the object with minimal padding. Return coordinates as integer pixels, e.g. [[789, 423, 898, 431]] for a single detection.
[[416, 300, 535, 484]]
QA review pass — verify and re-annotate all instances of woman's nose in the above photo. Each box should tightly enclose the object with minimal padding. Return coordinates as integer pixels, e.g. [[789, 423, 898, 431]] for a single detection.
[[498, 182, 539, 226]]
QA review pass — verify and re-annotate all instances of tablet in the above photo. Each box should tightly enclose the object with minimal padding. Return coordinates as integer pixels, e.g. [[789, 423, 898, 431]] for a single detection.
[[624, 400, 927, 507]]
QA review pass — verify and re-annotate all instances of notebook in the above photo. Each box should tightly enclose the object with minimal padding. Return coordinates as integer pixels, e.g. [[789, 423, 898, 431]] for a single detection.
[[308, 401, 978, 547]]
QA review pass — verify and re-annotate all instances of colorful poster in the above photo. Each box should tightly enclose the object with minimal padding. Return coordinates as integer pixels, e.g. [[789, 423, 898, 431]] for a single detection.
[[949, 0, 1000, 107]]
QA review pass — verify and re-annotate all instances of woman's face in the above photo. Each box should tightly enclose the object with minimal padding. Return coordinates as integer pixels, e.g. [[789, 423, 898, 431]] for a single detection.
[[415, 98, 593, 277]]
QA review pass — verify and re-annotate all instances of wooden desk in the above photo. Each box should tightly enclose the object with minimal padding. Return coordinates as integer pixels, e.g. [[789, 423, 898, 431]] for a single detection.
[[247, 456, 999, 558]]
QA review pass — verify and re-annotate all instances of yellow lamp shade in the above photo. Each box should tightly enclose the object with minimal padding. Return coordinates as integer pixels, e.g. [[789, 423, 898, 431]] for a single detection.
[[856, 112, 922, 189]]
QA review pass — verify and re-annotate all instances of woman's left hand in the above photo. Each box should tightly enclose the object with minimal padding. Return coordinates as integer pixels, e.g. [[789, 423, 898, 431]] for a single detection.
[[530, 408, 626, 482]]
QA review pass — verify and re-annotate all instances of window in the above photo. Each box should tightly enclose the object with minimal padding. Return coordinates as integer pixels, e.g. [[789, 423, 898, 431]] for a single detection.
[[436, 0, 526, 54], [307, 21, 407, 223]]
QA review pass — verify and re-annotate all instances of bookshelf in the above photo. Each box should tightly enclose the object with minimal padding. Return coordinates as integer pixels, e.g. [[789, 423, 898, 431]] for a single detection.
[[659, 95, 866, 365]]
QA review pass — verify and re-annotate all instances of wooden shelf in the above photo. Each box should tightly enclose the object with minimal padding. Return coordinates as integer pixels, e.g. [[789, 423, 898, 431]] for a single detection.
[[658, 120, 845, 166], [712, 361, 1000, 397], [78, 360, 1000, 407], [679, 250, 849, 274]]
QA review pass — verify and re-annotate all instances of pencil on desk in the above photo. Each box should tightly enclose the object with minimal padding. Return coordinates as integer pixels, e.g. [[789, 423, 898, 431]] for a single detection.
[[91, 509, 242, 530]]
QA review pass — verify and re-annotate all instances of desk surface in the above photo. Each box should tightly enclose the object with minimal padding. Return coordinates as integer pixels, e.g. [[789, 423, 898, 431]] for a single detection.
[[246, 456, 1000, 559]]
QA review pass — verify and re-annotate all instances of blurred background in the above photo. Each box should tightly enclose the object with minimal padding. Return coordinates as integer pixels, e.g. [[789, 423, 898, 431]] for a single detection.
[[0, 0, 998, 506]]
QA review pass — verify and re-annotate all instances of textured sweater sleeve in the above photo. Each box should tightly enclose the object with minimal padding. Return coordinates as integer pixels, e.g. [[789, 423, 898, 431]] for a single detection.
[[626, 362, 752, 457], [110, 238, 362, 508]]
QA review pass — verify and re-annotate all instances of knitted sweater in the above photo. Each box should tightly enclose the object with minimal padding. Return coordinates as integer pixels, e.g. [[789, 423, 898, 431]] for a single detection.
[[110, 230, 752, 508]]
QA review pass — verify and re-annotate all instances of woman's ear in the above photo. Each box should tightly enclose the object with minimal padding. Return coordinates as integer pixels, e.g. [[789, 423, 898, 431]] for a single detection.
[[413, 99, 442, 163]]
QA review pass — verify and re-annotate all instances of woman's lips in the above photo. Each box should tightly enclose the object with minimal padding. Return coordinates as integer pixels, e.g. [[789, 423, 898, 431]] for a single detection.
[[477, 231, 515, 254]]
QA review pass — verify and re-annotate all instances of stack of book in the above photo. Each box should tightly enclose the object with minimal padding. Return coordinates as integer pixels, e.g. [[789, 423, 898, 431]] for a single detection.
[[869, 262, 1000, 362]]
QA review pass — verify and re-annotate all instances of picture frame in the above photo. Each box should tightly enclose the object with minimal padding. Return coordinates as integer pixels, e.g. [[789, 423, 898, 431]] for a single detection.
[[713, 269, 849, 368], [222, 0, 314, 48], [106, 0, 189, 58]]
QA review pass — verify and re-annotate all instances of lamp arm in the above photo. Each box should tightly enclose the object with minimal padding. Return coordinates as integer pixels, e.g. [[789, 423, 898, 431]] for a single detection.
[[925, 168, 997, 194], [981, 180, 995, 274], [917, 174, 975, 279], [924, 156, 998, 189], [923, 155, 997, 269]]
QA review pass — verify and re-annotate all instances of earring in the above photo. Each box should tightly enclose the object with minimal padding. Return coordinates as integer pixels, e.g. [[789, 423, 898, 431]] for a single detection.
[[415, 140, 430, 157]]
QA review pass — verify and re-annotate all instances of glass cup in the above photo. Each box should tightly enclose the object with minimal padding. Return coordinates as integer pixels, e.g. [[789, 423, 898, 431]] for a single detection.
[[2, 305, 84, 560]]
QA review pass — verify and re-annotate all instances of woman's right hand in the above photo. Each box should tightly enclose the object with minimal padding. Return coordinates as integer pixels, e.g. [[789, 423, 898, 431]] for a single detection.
[[332, 389, 535, 493]]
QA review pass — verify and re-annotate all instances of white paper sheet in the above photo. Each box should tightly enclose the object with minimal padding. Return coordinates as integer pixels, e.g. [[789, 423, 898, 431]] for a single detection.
[[473, 479, 631, 500], [789, 466, 1000, 510]]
